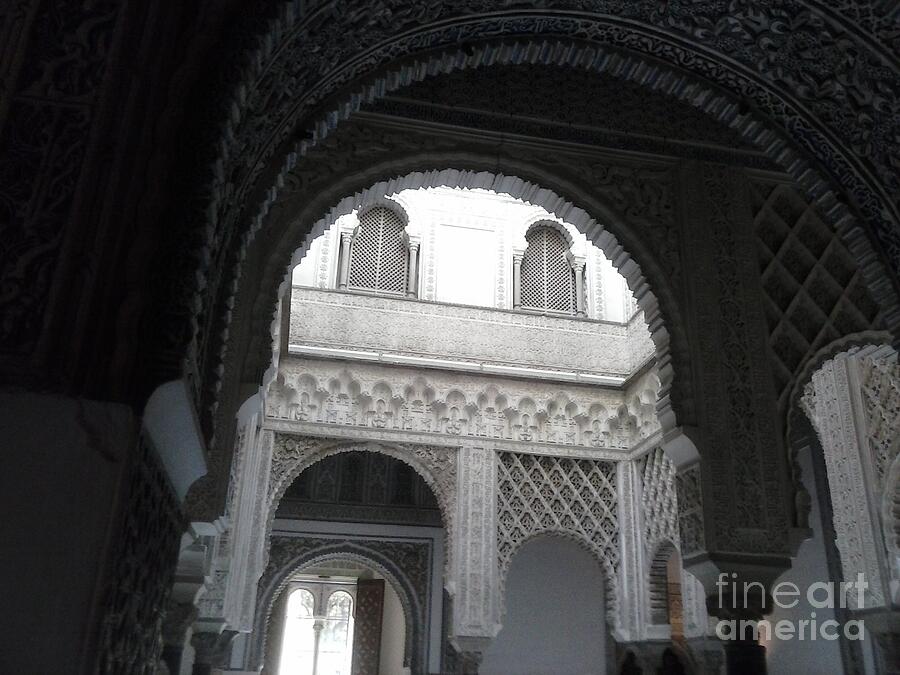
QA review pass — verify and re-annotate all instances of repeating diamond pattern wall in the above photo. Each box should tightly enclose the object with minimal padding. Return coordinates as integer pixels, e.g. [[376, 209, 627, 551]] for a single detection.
[[751, 181, 880, 412], [496, 452, 619, 608], [639, 448, 678, 554], [348, 207, 407, 294], [520, 225, 576, 313]]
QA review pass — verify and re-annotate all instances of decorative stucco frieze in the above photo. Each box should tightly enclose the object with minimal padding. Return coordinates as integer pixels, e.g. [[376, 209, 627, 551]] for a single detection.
[[267, 357, 660, 454]]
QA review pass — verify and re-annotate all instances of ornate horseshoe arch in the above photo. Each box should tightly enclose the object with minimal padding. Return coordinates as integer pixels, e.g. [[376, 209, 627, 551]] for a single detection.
[[249, 543, 425, 673], [264, 436, 457, 575], [151, 9, 900, 442]]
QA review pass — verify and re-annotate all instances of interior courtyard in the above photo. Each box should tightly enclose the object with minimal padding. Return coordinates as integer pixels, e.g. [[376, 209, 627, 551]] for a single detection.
[[1, 2, 898, 674]]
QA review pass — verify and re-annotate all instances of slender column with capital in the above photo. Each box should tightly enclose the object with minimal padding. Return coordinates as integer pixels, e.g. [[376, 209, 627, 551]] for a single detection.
[[338, 232, 353, 290], [572, 259, 586, 316], [512, 253, 523, 309], [407, 241, 420, 297]]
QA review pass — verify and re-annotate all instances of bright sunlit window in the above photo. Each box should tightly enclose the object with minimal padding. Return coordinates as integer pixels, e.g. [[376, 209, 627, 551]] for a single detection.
[[278, 584, 355, 675]]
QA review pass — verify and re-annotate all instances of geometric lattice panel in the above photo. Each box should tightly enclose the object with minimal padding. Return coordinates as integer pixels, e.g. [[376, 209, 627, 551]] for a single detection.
[[348, 206, 407, 294], [496, 452, 618, 603], [751, 181, 881, 412], [520, 225, 576, 314]]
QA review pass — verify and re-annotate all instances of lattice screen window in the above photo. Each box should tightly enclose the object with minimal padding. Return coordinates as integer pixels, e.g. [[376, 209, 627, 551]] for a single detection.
[[347, 206, 408, 294], [520, 225, 576, 313]]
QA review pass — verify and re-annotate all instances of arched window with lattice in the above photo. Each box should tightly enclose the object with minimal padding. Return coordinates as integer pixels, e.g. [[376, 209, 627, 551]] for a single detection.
[[515, 224, 584, 315], [338, 205, 417, 297]]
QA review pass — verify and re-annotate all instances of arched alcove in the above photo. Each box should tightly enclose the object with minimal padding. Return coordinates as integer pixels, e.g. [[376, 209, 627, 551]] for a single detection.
[[481, 535, 610, 675]]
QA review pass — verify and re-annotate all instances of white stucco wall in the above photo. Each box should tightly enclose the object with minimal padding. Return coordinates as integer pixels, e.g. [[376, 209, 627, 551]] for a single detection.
[[481, 536, 607, 675]]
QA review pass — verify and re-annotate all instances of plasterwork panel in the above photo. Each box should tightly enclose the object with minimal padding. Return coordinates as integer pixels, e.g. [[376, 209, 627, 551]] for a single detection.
[[859, 355, 900, 495], [640, 448, 678, 558]]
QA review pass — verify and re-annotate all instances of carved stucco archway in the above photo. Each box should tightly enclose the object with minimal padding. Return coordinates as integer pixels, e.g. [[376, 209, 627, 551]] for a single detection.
[[155, 18, 900, 445], [264, 437, 456, 577], [249, 543, 426, 674]]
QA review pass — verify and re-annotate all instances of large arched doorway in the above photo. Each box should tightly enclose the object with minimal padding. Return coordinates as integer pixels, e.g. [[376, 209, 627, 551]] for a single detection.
[[247, 449, 447, 675], [481, 535, 609, 675]]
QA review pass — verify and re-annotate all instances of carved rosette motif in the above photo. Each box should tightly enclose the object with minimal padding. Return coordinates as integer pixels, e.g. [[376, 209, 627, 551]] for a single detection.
[[495, 451, 619, 623]]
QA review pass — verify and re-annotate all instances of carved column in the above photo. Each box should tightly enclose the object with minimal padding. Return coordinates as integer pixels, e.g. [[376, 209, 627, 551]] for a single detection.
[[512, 252, 523, 309], [338, 231, 353, 290], [407, 239, 420, 297], [571, 256, 587, 317], [196, 397, 274, 635], [450, 446, 500, 662]]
